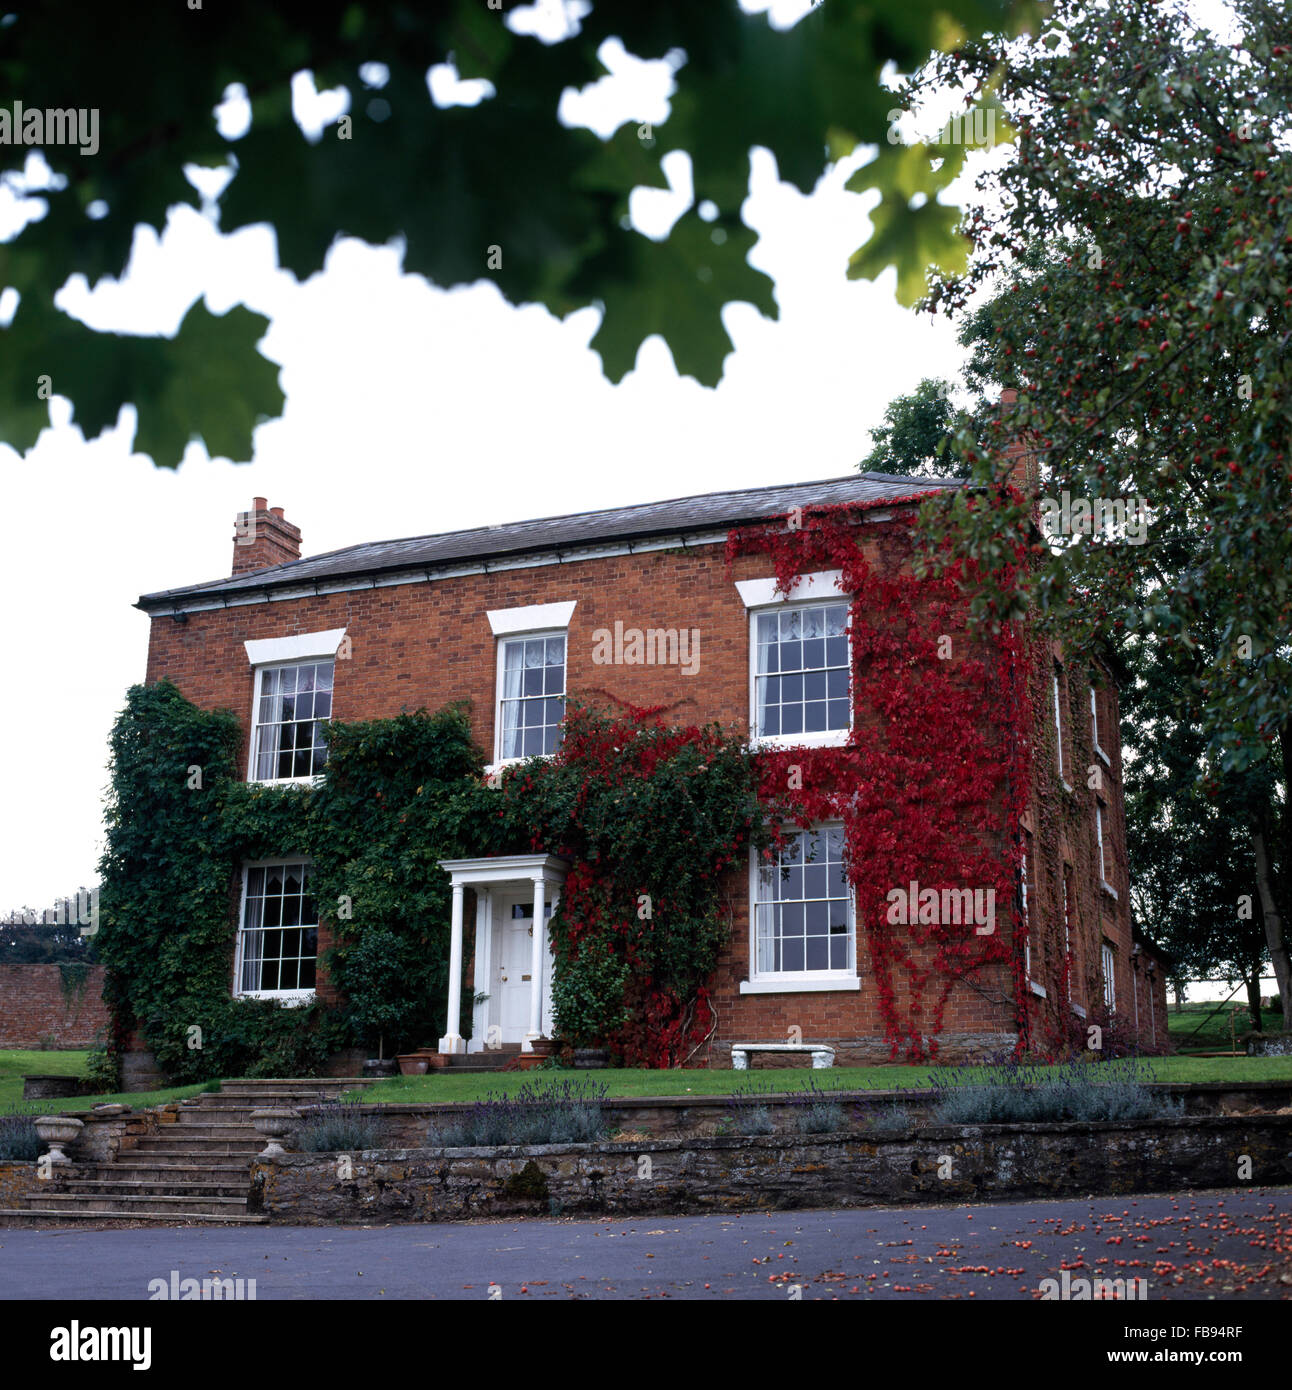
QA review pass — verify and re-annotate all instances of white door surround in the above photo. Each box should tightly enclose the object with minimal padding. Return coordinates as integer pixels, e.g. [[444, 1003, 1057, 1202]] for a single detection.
[[437, 854, 567, 1055]]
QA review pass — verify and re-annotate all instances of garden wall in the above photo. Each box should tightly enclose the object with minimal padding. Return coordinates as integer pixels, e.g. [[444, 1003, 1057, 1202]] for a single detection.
[[0, 964, 108, 1048], [314, 1080, 1292, 1144], [252, 1114, 1292, 1224]]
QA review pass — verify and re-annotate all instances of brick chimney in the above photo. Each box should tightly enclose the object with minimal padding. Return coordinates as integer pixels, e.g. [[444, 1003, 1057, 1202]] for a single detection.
[[998, 388, 1040, 493], [232, 498, 302, 575]]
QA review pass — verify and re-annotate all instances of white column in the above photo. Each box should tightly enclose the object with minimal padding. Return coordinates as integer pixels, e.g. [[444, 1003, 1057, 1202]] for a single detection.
[[524, 875, 546, 1049], [439, 880, 466, 1054]]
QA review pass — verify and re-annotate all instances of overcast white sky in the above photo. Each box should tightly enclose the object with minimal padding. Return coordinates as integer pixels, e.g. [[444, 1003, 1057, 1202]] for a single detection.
[[0, 0, 1236, 911]]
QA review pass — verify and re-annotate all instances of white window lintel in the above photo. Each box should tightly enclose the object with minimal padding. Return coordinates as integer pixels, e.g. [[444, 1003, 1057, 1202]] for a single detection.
[[736, 571, 846, 609], [244, 629, 347, 666], [487, 601, 576, 636]]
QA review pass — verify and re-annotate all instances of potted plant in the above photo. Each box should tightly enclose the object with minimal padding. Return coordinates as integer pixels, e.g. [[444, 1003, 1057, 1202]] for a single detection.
[[345, 927, 421, 1078], [552, 944, 630, 1071]]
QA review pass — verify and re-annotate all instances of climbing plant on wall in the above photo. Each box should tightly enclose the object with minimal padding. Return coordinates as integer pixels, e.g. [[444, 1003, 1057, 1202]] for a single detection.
[[499, 703, 773, 1067], [729, 498, 1035, 1060]]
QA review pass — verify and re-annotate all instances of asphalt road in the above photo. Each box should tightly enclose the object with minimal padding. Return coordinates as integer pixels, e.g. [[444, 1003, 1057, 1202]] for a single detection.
[[2, 1188, 1290, 1300]]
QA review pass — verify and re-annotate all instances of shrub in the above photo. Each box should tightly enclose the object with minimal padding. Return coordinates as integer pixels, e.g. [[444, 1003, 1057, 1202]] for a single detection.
[[430, 1078, 609, 1147], [0, 1109, 43, 1162], [792, 1099, 847, 1134], [731, 1104, 775, 1136], [855, 1098, 916, 1135], [294, 1101, 385, 1153], [84, 1037, 120, 1094], [930, 1056, 1179, 1125]]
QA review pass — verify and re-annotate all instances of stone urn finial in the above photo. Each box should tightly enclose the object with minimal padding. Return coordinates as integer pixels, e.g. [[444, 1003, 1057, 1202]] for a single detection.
[[251, 1107, 299, 1157], [34, 1114, 84, 1164]]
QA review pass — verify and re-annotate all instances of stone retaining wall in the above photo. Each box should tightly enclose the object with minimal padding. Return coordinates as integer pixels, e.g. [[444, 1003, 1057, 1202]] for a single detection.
[[252, 1114, 1292, 1224], [0, 1161, 42, 1210], [316, 1080, 1292, 1145]]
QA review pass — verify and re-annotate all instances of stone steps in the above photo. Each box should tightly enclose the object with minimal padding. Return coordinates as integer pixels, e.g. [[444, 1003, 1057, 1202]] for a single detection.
[[62, 1177, 249, 1196], [0, 1207, 269, 1226], [10, 1075, 371, 1226], [29, 1192, 253, 1216]]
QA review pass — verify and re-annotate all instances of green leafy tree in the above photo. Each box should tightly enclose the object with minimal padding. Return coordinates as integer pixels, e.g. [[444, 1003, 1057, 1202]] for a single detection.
[[1121, 628, 1280, 1028], [880, 0, 1292, 999], [905, 0, 1292, 771], [860, 377, 969, 477], [0, 0, 1037, 466]]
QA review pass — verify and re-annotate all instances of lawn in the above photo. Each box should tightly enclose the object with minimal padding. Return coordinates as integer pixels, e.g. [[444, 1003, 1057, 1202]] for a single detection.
[[0, 1050, 218, 1115], [6, 1049, 1290, 1117], [1167, 1001, 1282, 1053], [341, 1053, 1292, 1106]]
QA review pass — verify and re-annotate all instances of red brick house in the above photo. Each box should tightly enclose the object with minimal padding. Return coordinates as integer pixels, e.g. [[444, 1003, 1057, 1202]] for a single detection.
[[135, 475, 1169, 1067]]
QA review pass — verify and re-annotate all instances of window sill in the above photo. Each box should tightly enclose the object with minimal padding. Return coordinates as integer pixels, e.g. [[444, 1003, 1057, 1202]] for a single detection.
[[740, 975, 861, 994], [1101, 881, 1119, 900], [234, 990, 315, 1007], [484, 755, 554, 781], [1028, 980, 1048, 999], [247, 775, 323, 790], [750, 729, 850, 753]]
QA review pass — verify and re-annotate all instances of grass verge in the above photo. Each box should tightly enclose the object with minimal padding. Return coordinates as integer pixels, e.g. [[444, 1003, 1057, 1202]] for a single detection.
[[340, 1054, 1292, 1106]]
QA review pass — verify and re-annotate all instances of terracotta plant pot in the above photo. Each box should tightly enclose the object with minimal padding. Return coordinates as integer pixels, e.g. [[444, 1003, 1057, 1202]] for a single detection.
[[397, 1054, 429, 1076]]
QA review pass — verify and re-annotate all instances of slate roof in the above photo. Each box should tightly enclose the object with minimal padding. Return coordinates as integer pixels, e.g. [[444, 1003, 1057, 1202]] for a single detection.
[[138, 471, 963, 611]]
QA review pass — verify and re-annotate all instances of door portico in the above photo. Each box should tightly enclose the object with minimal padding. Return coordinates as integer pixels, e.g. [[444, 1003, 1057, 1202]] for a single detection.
[[437, 854, 568, 1054]]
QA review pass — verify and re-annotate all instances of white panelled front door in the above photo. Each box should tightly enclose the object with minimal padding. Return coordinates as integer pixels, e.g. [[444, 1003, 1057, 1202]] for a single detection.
[[496, 894, 553, 1044]]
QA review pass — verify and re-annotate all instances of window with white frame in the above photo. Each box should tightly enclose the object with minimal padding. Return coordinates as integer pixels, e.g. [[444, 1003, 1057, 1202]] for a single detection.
[[1090, 683, 1106, 759], [753, 825, 854, 976], [1020, 837, 1031, 980], [1102, 941, 1116, 1011], [753, 601, 850, 740], [1062, 864, 1074, 998], [1053, 665, 1067, 782], [251, 661, 333, 782], [496, 632, 566, 761], [236, 862, 317, 998], [1095, 799, 1115, 892]]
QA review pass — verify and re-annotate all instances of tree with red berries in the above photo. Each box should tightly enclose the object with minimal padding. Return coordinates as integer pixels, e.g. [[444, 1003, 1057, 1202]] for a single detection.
[[890, 0, 1292, 1001]]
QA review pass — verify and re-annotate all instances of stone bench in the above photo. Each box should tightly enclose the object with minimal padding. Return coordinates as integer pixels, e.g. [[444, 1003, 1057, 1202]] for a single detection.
[[730, 1042, 836, 1070]]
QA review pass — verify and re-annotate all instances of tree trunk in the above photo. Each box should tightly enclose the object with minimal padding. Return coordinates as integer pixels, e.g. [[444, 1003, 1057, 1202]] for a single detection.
[[1172, 977, 1186, 1012], [1250, 810, 1292, 1012], [1245, 973, 1263, 1033]]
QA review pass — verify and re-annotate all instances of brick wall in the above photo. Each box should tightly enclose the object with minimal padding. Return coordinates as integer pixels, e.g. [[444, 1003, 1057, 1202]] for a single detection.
[[141, 508, 1138, 1060], [0, 964, 109, 1048]]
